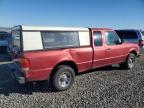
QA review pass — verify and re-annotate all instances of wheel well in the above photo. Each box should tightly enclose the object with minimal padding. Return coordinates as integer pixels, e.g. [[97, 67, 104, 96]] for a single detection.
[[49, 61, 78, 79], [129, 50, 137, 56]]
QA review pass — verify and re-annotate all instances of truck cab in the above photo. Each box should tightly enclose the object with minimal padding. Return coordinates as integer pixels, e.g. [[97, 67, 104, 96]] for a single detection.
[[10, 25, 139, 91]]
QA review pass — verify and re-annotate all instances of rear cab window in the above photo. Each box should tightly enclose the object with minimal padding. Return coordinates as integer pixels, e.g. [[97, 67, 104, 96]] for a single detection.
[[11, 26, 22, 53]]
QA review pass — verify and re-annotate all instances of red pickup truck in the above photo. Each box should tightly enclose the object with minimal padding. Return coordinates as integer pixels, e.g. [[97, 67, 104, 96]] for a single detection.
[[10, 25, 139, 91]]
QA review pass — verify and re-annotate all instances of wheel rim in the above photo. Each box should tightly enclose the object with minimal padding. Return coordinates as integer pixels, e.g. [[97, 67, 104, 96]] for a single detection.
[[58, 72, 71, 88], [128, 56, 135, 68]]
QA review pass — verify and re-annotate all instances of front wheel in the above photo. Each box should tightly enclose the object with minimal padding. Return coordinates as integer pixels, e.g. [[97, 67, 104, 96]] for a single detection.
[[51, 65, 75, 91], [119, 53, 136, 69]]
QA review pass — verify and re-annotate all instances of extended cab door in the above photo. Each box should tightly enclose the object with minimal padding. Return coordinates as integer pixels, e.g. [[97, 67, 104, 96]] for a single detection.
[[92, 30, 106, 68], [104, 31, 126, 64]]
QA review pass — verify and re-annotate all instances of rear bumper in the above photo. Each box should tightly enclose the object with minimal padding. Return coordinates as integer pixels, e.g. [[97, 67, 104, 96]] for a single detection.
[[9, 62, 25, 84]]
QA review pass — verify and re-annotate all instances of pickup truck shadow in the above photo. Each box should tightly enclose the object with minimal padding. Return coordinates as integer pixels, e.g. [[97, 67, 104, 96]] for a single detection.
[[0, 63, 121, 96], [77, 65, 122, 76]]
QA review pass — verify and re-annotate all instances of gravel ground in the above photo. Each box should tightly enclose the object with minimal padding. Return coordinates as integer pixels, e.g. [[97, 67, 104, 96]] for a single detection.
[[0, 53, 144, 108]]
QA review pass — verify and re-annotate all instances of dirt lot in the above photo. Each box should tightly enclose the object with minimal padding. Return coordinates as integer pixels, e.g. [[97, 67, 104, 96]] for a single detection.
[[0, 53, 144, 108]]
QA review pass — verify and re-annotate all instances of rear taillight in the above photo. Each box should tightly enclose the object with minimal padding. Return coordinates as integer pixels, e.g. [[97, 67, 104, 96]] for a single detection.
[[139, 40, 144, 46], [20, 58, 30, 71]]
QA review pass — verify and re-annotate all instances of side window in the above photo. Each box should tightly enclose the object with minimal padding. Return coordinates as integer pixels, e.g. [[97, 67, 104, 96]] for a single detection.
[[41, 31, 80, 49], [105, 31, 120, 45], [93, 31, 103, 46]]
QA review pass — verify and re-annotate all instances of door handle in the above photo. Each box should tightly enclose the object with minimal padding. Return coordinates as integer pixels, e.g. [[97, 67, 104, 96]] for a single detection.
[[106, 48, 111, 51]]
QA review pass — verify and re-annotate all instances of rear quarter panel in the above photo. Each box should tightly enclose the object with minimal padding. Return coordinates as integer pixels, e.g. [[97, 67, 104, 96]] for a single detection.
[[23, 47, 93, 81]]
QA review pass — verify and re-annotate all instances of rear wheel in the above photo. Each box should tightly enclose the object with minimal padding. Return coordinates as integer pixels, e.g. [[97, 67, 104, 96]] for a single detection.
[[119, 53, 136, 69], [51, 65, 75, 91]]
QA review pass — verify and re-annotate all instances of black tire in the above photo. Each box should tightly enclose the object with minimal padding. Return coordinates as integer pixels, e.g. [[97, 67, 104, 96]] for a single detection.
[[51, 65, 75, 91], [119, 53, 136, 69]]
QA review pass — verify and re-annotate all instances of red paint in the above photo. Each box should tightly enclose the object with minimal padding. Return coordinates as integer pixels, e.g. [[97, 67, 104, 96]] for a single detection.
[[19, 28, 139, 82]]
